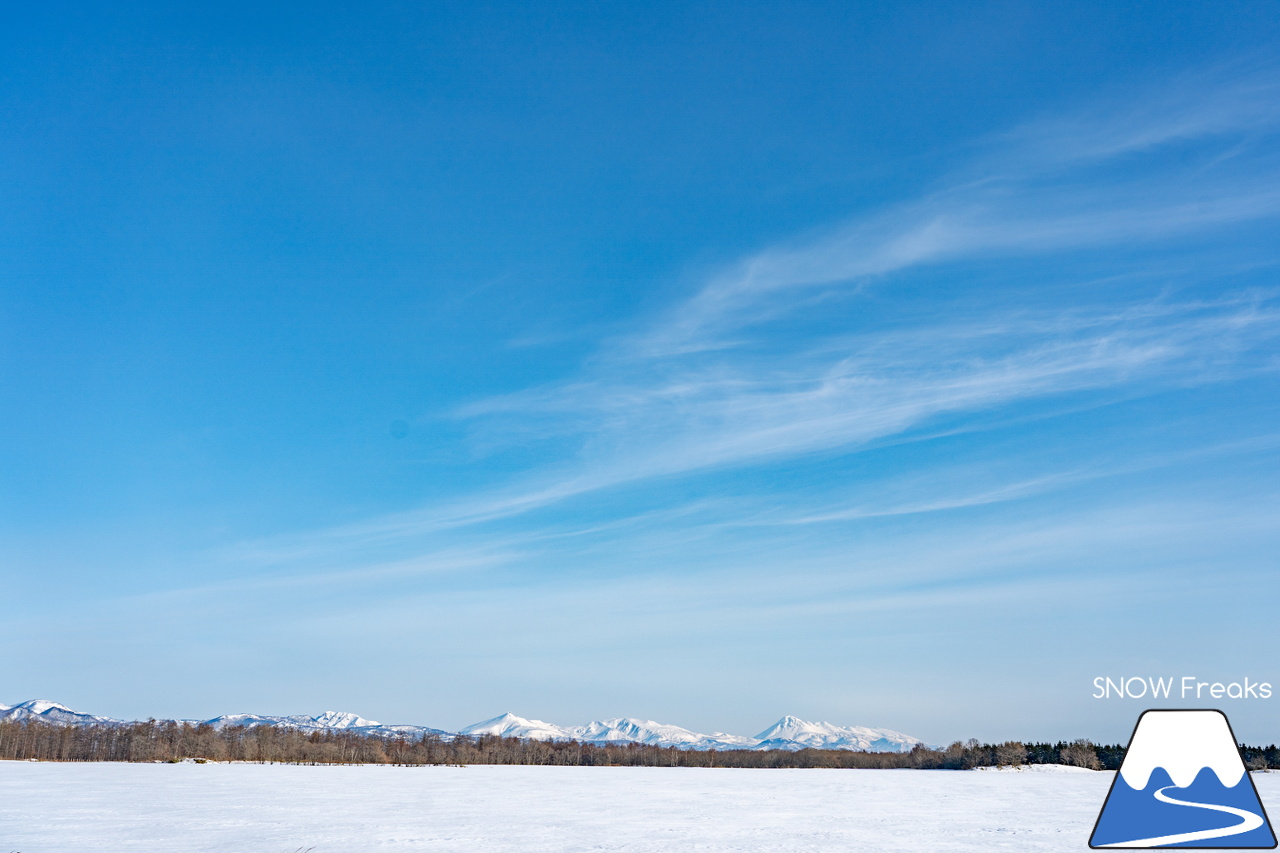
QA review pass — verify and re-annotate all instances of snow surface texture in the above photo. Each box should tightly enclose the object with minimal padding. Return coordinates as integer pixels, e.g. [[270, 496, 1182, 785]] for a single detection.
[[0, 761, 1185, 852], [972, 763, 1100, 773], [0, 700, 922, 752]]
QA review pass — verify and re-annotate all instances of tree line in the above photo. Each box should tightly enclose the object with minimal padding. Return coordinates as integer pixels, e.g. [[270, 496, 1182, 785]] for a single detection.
[[4, 719, 1279, 770]]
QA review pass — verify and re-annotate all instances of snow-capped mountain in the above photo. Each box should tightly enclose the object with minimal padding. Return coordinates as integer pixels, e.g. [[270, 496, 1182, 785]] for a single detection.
[[459, 712, 568, 741], [0, 700, 122, 727], [458, 712, 919, 752], [753, 716, 922, 752], [568, 718, 758, 750], [1, 700, 921, 753], [312, 711, 377, 729], [205, 712, 377, 731], [459, 713, 758, 750], [203, 711, 449, 739], [0, 700, 447, 739]]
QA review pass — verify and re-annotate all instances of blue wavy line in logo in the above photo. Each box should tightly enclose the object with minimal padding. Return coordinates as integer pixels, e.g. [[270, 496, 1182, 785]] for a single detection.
[[1092, 765, 1276, 848]]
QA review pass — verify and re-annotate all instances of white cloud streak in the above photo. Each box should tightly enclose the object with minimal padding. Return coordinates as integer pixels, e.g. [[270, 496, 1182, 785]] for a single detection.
[[452, 299, 1278, 520], [234, 66, 1280, 565]]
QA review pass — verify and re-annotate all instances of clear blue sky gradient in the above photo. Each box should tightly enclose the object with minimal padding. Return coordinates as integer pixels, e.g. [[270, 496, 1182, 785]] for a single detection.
[[4, 2, 1280, 745]]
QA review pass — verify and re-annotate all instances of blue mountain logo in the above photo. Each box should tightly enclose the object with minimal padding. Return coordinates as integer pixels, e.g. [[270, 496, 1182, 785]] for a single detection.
[[1091, 709, 1276, 848]]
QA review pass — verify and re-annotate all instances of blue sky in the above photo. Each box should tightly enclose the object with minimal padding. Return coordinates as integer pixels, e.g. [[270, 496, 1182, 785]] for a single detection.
[[4, 2, 1280, 745]]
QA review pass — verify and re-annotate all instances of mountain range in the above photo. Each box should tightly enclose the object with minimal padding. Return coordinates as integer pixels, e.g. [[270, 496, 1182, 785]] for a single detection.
[[0, 700, 922, 752]]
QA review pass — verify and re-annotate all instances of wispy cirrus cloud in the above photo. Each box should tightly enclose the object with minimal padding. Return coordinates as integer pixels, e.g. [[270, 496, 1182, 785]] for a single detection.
[[229, 290, 1279, 574], [454, 297, 1279, 515], [440, 69, 1280, 516], [233, 66, 1280, 567], [632, 66, 1280, 357], [996, 61, 1280, 167]]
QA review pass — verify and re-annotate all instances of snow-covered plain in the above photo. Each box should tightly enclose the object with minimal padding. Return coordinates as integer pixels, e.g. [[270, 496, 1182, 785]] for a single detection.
[[4, 760, 1255, 852]]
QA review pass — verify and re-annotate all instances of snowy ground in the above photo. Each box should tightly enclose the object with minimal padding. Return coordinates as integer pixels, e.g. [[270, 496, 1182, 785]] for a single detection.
[[3, 761, 1272, 852]]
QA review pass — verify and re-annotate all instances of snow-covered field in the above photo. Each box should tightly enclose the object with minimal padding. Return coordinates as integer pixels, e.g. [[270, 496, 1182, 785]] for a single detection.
[[3, 761, 1271, 852]]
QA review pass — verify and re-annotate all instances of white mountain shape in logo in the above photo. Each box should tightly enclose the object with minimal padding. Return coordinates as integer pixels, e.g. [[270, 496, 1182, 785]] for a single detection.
[[1119, 711, 1246, 789]]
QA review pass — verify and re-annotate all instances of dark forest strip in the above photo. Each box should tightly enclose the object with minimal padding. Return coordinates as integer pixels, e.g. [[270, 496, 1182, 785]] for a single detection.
[[3, 719, 1277, 771]]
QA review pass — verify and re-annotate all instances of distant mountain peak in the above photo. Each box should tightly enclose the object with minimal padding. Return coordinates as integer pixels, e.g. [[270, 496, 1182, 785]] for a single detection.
[[311, 711, 379, 729], [459, 712, 567, 740], [754, 715, 922, 752], [18, 699, 76, 714], [1, 700, 922, 753], [0, 699, 119, 726]]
